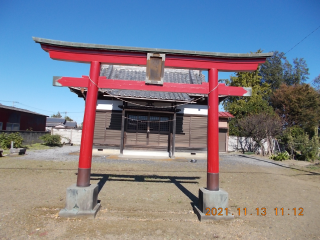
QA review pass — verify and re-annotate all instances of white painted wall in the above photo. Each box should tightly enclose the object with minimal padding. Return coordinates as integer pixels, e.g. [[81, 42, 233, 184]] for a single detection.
[[97, 99, 173, 109], [219, 122, 228, 128], [97, 99, 208, 115], [228, 136, 274, 154], [52, 129, 82, 145], [96, 99, 122, 111], [177, 104, 208, 115]]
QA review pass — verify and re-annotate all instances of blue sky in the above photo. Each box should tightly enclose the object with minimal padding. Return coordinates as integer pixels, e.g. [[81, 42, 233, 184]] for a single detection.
[[0, 0, 319, 123]]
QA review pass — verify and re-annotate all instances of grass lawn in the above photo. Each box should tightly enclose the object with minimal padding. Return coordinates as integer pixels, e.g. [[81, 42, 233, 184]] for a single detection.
[[24, 143, 53, 150]]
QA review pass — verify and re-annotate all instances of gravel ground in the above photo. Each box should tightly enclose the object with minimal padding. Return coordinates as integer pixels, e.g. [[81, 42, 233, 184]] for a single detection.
[[22, 146, 81, 162], [221, 154, 281, 167], [1, 146, 320, 239], [21, 146, 281, 168]]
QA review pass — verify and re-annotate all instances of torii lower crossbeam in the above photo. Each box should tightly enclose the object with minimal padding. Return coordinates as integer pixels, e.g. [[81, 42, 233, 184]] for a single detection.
[[53, 76, 252, 96]]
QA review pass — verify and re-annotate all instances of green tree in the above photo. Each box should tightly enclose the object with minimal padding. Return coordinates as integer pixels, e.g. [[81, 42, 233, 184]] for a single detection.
[[271, 84, 320, 136], [283, 58, 309, 86], [0, 132, 23, 149], [223, 70, 273, 117], [222, 64, 274, 135], [280, 126, 319, 161], [259, 51, 286, 91], [312, 74, 320, 91], [260, 51, 309, 92], [65, 116, 73, 121], [51, 112, 62, 118]]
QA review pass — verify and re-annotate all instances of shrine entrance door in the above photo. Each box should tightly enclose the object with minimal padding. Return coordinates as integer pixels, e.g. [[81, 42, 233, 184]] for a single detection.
[[125, 112, 171, 149]]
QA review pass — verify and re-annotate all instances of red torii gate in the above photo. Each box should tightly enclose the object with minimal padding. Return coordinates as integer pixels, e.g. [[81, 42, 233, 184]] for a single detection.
[[33, 37, 272, 219]]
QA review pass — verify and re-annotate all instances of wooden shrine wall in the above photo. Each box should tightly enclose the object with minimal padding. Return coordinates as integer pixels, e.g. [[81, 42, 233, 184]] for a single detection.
[[93, 110, 228, 152]]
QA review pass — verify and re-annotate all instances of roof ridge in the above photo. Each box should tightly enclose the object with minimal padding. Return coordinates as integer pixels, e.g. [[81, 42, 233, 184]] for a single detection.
[[0, 104, 48, 117]]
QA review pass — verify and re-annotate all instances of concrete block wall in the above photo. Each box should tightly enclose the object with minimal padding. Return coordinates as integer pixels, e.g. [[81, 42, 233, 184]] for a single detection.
[[228, 136, 274, 154], [228, 136, 254, 152], [0, 130, 49, 145]]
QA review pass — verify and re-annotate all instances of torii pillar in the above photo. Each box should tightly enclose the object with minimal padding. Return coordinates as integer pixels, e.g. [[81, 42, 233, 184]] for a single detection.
[[207, 68, 220, 191], [33, 37, 271, 220], [76, 61, 100, 187]]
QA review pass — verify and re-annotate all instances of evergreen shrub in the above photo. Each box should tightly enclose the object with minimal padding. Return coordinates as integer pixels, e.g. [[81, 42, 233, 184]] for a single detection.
[[0, 132, 23, 149], [270, 151, 290, 161], [39, 134, 61, 146]]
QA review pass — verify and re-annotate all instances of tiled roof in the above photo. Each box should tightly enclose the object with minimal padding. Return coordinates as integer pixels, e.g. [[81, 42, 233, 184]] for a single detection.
[[101, 65, 204, 84], [46, 118, 78, 128], [0, 104, 48, 117], [103, 89, 192, 101], [47, 117, 66, 123], [46, 117, 66, 127], [99, 65, 205, 101], [65, 121, 77, 128], [218, 112, 234, 118]]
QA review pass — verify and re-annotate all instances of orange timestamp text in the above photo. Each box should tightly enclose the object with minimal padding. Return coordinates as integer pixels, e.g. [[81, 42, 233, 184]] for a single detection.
[[205, 207, 304, 216]]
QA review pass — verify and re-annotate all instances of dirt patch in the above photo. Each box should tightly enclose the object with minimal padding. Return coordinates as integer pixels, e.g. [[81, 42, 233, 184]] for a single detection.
[[0, 151, 319, 239], [282, 159, 315, 167]]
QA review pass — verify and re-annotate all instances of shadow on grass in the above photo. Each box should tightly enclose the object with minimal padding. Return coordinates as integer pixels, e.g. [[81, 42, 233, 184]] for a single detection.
[[237, 154, 320, 176], [90, 173, 200, 205]]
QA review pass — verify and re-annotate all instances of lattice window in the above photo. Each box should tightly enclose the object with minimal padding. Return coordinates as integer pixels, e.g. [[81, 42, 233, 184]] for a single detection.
[[127, 114, 138, 130], [137, 115, 148, 131], [159, 117, 169, 132], [126, 114, 170, 133], [149, 116, 160, 132], [6, 122, 20, 131]]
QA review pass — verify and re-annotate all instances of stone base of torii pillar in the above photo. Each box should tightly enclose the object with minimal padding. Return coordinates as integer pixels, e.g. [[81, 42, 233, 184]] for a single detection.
[[194, 188, 234, 221], [59, 184, 101, 218]]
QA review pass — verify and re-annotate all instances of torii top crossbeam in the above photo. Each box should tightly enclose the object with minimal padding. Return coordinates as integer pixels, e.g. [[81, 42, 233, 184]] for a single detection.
[[33, 37, 272, 191], [33, 37, 271, 70]]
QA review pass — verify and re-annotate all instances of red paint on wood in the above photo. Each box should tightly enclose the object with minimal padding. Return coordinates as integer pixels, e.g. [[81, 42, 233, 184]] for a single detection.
[[218, 83, 249, 96], [77, 61, 100, 187], [165, 55, 263, 71], [207, 68, 219, 186], [49, 50, 147, 65], [56, 77, 88, 87], [100, 79, 209, 94], [57, 76, 209, 93], [41, 44, 265, 71], [56, 76, 250, 96], [42, 45, 147, 65]]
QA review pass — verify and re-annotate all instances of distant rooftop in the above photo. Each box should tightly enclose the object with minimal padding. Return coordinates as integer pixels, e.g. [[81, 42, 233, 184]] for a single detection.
[[0, 104, 48, 117], [218, 112, 234, 118], [46, 117, 77, 128], [65, 121, 77, 128]]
